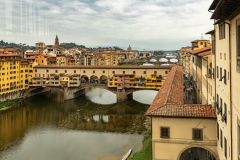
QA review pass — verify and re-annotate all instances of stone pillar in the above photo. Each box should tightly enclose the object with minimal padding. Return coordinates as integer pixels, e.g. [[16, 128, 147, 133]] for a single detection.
[[63, 87, 85, 101], [116, 89, 128, 102]]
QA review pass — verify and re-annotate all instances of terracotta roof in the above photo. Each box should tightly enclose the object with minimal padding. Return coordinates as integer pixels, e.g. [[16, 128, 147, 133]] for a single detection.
[[198, 51, 212, 57], [149, 104, 216, 118], [0, 53, 19, 57], [27, 56, 36, 60], [146, 65, 216, 119], [191, 47, 211, 55], [146, 65, 184, 114]]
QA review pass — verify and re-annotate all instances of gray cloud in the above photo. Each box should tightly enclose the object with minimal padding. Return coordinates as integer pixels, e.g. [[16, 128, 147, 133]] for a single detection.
[[0, 0, 213, 50]]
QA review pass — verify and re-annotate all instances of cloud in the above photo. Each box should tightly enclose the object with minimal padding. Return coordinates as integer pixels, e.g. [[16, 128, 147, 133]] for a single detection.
[[0, 0, 213, 50]]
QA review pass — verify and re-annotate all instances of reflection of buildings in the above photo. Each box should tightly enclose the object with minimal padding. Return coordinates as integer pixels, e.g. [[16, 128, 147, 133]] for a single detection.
[[59, 113, 146, 133], [0, 99, 147, 150], [0, 105, 67, 150]]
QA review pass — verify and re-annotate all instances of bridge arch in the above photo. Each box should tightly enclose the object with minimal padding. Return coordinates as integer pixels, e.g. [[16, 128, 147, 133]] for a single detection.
[[99, 75, 108, 84], [178, 146, 217, 160], [90, 75, 99, 84], [81, 75, 89, 84]]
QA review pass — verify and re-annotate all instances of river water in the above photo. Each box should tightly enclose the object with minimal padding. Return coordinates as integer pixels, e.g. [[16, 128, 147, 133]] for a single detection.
[[0, 89, 156, 160]]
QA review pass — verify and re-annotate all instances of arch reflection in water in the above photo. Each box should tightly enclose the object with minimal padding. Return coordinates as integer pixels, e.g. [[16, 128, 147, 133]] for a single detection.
[[133, 90, 158, 105], [85, 88, 117, 105]]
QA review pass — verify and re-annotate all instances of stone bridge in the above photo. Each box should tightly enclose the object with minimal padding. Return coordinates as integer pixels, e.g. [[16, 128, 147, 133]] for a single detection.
[[29, 65, 170, 102]]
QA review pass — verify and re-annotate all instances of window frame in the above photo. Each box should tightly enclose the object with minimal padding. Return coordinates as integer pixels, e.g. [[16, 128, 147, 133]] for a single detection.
[[224, 137, 227, 158], [219, 22, 226, 40], [160, 127, 170, 139], [192, 128, 203, 141], [237, 19, 240, 72]]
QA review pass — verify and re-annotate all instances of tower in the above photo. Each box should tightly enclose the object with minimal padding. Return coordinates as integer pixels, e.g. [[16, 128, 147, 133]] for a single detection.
[[127, 45, 132, 51], [54, 35, 59, 47]]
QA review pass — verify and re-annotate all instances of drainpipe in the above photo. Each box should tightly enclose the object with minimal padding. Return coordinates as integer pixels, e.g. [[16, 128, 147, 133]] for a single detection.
[[226, 21, 233, 160]]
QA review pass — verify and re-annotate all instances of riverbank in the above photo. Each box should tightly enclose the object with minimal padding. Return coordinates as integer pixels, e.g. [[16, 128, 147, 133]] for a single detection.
[[129, 130, 152, 160], [0, 99, 23, 111]]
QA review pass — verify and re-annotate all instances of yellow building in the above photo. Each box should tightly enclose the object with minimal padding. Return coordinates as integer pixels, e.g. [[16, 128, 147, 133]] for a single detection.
[[180, 47, 192, 77], [35, 54, 48, 65], [191, 47, 212, 104], [146, 66, 218, 160], [56, 55, 67, 66], [108, 74, 163, 90], [210, 1, 240, 159], [0, 54, 32, 102]]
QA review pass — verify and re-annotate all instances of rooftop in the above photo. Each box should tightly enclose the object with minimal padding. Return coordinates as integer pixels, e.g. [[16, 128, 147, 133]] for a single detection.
[[191, 47, 211, 56], [146, 65, 216, 119], [210, 0, 240, 20]]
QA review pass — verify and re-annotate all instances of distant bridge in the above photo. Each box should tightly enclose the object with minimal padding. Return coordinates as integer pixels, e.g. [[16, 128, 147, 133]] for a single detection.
[[29, 65, 170, 102]]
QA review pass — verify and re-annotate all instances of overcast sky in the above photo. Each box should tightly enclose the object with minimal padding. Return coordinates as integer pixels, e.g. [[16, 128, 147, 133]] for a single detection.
[[0, 0, 214, 50]]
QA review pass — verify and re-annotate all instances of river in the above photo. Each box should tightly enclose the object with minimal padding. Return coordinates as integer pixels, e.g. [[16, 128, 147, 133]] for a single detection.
[[0, 89, 157, 160]]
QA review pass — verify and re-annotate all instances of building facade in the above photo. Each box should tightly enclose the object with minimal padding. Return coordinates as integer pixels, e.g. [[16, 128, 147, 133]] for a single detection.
[[146, 66, 218, 160], [210, 1, 240, 160], [0, 54, 32, 102]]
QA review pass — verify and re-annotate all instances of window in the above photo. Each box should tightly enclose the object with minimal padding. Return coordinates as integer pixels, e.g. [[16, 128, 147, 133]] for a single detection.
[[65, 70, 67, 73], [143, 71, 146, 74], [217, 66, 219, 78], [160, 127, 170, 138], [216, 94, 219, 109], [112, 71, 115, 74], [237, 20, 240, 72], [55, 70, 58, 73], [238, 122, 240, 159], [103, 70, 105, 74], [46, 70, 49, 73], [74, 70, 76, 73], [219, 98, 223, 115], [217, 123, 219, 140], [83, 70, 86, 73], [192, 128, 203, 140], [224, 137, 227, 158], [224, 69, 227, 84], [220, 130, 223, 148], [219, 23, 225, 39], [93, 70, 95, 74], [154, 71, 157, 75], [223, 103, 227, 123], [133, 71, 136, 74], [213, 68, 215, 79], [123, 71, 125, 74], [220, 67, 222, 80]]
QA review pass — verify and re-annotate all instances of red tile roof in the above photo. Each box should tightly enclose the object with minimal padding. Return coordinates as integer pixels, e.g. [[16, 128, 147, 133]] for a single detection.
[[191, 47, 211, 55], [149, 104, 216, 118], [146, 65, 216, 119], [0, 53, 19, 57]]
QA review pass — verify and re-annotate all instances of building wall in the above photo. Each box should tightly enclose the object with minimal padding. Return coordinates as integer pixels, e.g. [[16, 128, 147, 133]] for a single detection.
[[0, 56, 32, 102], [152, 117, 218, 160], [214, 22, 232, 160], [230, 13, 240, 160], [202, 57, 208, 104], [35, 55, 48, 65]]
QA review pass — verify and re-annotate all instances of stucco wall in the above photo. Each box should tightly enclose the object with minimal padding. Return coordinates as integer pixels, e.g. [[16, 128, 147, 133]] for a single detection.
[[152, 117, 217, 160], [230, 13, 240, 160]]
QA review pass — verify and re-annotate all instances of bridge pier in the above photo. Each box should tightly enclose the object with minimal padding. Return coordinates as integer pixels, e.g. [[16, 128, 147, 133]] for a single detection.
[[116, 89, 128, 102]]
